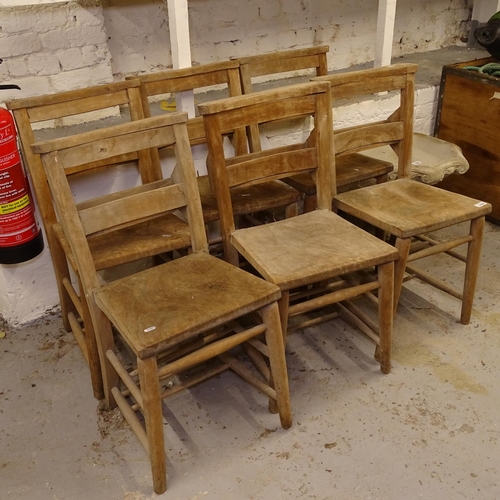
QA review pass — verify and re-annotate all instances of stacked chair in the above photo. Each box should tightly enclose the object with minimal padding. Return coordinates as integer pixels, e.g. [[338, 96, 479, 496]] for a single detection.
[[6, 80, 180, 400], [236, 46, 395, 211], [199, 81, 398, 374], [32, 113, 292, 494], [133, 60, 302, 240], [312, 63, 491, 323]]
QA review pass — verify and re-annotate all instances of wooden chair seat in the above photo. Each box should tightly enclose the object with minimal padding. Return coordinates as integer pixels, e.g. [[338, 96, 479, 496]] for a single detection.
[[52, 212, 191, 272], [335, 179, 492, 239], [197, 175, 302, 223], [231, 209, 398, 290], [285, 153, 394, 197], [94, 252, 281, 358]]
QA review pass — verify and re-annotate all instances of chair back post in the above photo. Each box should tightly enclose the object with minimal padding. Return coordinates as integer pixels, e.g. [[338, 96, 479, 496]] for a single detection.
[[200, 81, 334, 265]]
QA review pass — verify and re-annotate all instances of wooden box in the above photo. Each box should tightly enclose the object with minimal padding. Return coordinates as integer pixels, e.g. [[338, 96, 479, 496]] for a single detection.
[[435, 57, 500, 223]]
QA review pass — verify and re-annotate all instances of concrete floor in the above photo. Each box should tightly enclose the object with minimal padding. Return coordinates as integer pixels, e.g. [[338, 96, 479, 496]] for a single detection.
[[1, 220, 500, 500]]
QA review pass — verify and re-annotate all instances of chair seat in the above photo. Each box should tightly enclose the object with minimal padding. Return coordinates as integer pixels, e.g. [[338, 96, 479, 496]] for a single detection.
[[334, 178, 492, 239], [197, 175, 302, 223], [284, 153, 393, 196], [53, 212, 191, 272], [93, 252, 282, 358], [230, 209, 398, 290]]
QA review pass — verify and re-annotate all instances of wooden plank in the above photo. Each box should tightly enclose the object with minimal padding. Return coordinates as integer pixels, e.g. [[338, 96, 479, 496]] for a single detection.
[[199, 81, 330, 115], [335, 122, 403, 155], [79, 184, 186, 236], [436, 65, 500, 221], [226, 149, 317, 188], [6, 79, 141, 110]]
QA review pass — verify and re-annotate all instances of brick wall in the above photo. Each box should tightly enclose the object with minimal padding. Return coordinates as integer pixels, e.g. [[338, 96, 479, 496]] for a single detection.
[[0, 0, 113, 105]]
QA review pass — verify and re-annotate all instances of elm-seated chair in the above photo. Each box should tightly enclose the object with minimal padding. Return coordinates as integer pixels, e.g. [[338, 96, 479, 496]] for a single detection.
[[33, 113, 292, 495], [7, 80, 184, 400], [200, 81, 399, 374], [236, 46, 393, 211], [134, 61, 301, 235], [312, 63, 492, 324]]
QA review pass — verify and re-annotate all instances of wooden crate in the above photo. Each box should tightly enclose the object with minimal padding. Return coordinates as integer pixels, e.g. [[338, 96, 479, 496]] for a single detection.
[[435, 57, 500, 223]]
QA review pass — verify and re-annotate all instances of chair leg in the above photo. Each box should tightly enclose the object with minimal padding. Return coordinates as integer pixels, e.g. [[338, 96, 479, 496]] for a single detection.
[[137, 356, 167, 495], [277, 291, 290, 344], [50, 235, 77, 332], [394, 237, 412, 316], [89, 299, 119, 409], [303, 194, 317, 213], [460, 216, 486, 325], [285, 202, 299, 218], [262, 302, 292, 430], [80, 282, 104, 400], [377, 261, 394, 374]]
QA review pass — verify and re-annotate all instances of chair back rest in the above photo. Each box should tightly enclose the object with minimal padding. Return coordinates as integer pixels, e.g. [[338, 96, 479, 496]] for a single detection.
[[199, 81, 333, 260], [32, 113, 207, 292], [134, 61, 247, 155], [313, 63, 418, 179], [6, 80, 162, 247], [237, 46, 329, 152]]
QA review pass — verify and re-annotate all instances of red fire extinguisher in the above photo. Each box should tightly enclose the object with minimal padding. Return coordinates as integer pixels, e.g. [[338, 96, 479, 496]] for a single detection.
[[0, 85, 44, 264]]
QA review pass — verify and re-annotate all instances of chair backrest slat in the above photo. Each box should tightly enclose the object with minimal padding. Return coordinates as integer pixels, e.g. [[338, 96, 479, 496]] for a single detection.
[[79, 183, 186, 236], [43, 120, 177, 171], [335, 122, 404, 156], [227, 148, 318, 188]]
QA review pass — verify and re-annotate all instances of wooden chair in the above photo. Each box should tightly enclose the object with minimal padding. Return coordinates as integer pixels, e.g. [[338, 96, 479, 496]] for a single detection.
[[200, 81, 399, 374], [134, 61, 302, 232], [6, 80, 186, 400], [236, 46, 393, 210], [312, 63, 492, 324], [33, 113, 292, 495]]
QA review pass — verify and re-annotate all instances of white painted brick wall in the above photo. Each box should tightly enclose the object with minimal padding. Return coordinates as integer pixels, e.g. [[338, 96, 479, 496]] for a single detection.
[[0, 2, 113, 104]]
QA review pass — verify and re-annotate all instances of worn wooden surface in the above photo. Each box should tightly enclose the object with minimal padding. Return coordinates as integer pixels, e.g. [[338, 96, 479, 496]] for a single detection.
[[38, 113, 292, 494], [329, 64, 492, 324], [436, 57, 500, 223], [335, 178, 492, 239], [201, 81, 397, 373], [231, 210, 398, 290], [95, 252, 280, 358]]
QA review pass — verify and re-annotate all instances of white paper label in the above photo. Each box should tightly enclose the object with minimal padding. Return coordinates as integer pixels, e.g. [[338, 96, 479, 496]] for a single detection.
[[474, 201, 488, 207], [144, 326, 156, 332]]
